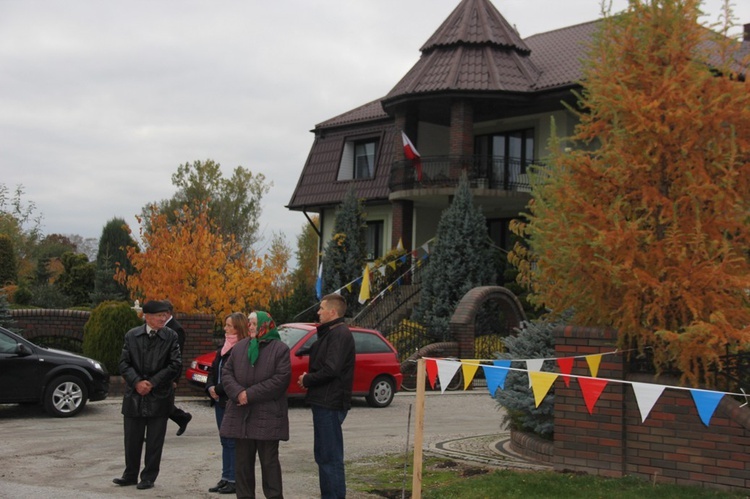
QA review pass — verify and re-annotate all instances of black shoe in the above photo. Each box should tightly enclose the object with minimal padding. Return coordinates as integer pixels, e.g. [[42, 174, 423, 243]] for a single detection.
[[136, 480, 154, 490], [208, 480, 228, 492], [176, 412, 192, 436], [217, 482, 236, 494], [113, 477, 137, 486]]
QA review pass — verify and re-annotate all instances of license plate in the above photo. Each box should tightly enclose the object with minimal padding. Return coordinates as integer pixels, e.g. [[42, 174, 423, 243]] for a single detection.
[[192, 373, 207, 384]]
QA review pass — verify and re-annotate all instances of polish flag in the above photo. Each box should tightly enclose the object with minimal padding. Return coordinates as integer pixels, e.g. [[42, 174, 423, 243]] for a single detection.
[[401, 131, 423, 181]]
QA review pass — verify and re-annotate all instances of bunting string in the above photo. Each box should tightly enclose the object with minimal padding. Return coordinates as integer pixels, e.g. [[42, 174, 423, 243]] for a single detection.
[[421, 357, 747, 427]]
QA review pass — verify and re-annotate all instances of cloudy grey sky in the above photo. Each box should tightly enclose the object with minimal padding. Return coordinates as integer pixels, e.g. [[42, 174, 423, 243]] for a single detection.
[[1, 0, 748, 258]]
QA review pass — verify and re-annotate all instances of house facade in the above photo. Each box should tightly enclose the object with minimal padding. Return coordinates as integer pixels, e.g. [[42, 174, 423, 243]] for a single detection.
[[286, 0, 749, 265]]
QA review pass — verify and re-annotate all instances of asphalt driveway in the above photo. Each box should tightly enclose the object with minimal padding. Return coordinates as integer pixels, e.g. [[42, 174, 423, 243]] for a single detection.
[[0, 391, 505, 498]]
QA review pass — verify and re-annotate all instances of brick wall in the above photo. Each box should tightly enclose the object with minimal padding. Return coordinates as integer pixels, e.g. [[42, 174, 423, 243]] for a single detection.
[[553, 325, 750, 492], [10, 309, 217, 397]]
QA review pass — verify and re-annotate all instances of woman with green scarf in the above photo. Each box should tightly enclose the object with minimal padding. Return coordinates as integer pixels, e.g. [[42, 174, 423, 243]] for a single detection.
[[220, 311, 291, 498]]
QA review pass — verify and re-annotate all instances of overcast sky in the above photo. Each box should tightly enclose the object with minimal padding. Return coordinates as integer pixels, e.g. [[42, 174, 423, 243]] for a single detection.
[[1, 0, 748, 258]]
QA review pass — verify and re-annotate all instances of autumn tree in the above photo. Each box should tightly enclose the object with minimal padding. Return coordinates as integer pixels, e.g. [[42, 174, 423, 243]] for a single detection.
[[321, 189, 367, 314], [117, 203, 283, 323], [510, 0, 750, 384], [0, 183, 43, 281], [269, 217, 320, 323], [412, 173, 497, 340], [146, 159, 271, 251]]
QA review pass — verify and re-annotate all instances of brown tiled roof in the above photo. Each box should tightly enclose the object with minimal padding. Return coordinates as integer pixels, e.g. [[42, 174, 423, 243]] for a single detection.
[[525, 20, 599, 90], [384, 0, 540, 101], [315, 98, 388, 129]]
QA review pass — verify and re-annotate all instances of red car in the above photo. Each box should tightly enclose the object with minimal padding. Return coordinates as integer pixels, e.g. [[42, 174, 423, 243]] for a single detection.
[[186, 323, 402, 408]]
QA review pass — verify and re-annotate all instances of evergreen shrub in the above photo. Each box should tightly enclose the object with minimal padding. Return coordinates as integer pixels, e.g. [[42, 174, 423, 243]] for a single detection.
[[82, 300, 142, 374], [494, 315, 566, 439]]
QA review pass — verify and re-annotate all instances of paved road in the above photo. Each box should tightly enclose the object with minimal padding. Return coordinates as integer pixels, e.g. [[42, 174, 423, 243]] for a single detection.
[[0, 391, 507, 498]]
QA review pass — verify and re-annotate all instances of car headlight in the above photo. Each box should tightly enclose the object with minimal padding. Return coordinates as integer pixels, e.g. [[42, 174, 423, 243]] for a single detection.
[[87, 359, 105, 372], [190, 360, 197, 369]]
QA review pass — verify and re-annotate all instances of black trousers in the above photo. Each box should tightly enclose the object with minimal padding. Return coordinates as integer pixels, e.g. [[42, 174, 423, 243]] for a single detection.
[[122, 416, 168, 483], [169, 404, 190, 425], [235, 439, 283, 499]]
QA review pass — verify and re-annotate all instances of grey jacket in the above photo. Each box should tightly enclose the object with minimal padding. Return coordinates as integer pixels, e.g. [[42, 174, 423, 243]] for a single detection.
[[219, 337, 291, 441], [119, 325, 181, 418]]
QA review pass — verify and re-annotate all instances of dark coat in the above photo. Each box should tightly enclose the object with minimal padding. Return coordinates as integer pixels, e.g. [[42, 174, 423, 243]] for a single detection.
[[206, 347, 231, 408], [219, 337, 291, 441], [302, 318, 355, 411], [119, 324, 182, 418], [166, 316, 186, 380]]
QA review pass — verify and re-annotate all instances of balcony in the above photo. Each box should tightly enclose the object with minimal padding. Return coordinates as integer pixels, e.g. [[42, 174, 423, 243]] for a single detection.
[[389, 154, 536, 193]]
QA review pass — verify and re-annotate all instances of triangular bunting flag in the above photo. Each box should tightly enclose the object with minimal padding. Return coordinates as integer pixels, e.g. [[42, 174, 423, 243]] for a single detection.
[[397, 237, 404, 251], [388, 261, 397, 271], [425, 358, 438, 390], [690, 389, 724, 427], [529, 372, 558, 407], [345, 283, 352, 293], [586, 354, 602, 378], [578, 377, 608, 414], [526, 358, 544, 387], [357, 265, 371, 304], [461, 360, 481, 390], [556, 357, 574, 387], [631, 382, 666, 423], [482, 360, 510, 397], [436, 359, 461, 394]]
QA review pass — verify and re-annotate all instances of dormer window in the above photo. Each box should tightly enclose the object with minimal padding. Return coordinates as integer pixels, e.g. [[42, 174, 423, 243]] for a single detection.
[[338, 138, 378, 180]]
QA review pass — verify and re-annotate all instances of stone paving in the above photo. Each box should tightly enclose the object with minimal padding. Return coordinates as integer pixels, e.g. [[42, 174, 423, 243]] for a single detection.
[[429, 432, 552, 470]]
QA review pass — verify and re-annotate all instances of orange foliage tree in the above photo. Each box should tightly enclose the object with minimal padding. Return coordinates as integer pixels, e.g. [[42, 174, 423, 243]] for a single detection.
[[116, 203, 286, 324], [509, 0, 750, 385]]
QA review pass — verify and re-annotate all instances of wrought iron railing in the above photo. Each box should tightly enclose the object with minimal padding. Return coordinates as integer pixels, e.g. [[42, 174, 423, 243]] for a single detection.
[[389, 154, 538, 192]]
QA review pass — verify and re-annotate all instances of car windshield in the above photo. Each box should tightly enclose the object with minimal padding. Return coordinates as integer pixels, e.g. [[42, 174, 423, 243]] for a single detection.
[[278, 326, 310, 348]]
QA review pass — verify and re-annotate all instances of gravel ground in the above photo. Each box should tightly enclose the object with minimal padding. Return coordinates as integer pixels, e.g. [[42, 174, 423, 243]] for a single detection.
[[0, 391, 506, 498]]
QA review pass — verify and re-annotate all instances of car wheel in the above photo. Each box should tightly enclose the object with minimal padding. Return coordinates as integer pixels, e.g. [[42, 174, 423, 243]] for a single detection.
[[366, 376, 395, 408], [43, 375, 88, 418]]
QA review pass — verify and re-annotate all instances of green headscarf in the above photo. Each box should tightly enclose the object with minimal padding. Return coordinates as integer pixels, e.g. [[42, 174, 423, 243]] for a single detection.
[[247, 311, 281, 366]]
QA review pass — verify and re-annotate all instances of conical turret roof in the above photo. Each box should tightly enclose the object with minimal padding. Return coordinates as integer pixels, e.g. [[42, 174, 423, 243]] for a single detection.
[[384, 0, 540, 104]]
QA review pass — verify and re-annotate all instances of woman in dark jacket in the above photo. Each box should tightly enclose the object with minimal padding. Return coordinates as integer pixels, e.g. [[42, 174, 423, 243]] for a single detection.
[[221, 311, 291, 499], [206, 312, 249, 494]]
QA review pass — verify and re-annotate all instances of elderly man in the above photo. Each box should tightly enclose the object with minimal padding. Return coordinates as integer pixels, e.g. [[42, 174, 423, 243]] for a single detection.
[[113, 300, 182, 490]]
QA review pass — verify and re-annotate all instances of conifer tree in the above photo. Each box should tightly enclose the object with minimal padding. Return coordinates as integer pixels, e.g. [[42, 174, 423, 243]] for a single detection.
[[413, 173, 497, 340], [93, 218, 136, 304], [510, 0, 750, 385], [321, 188, 366, 314]]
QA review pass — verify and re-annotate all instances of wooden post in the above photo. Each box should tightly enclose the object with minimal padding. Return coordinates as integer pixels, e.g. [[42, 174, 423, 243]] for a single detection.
[[411, 358, 426, 498]]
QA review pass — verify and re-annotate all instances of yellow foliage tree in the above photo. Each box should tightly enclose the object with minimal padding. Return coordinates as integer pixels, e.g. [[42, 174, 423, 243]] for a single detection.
[[510, 0, 750, 385], [116, 203, 285, 323]]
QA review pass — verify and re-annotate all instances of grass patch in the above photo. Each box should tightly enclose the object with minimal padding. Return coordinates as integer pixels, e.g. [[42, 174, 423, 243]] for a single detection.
[[348, 453, 745, 498]]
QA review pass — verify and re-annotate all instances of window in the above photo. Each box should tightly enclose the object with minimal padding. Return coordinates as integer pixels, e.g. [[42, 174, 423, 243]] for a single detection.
[[338, 138, 378, 180], [353, 332, 393, 354], [475, 129, 534, 187], [365, 221, 383, 261]]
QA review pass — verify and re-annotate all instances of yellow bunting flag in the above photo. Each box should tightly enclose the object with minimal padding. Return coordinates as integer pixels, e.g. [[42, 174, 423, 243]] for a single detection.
[[529, 372, 558, 407], [397, 237, 404, 251], [357, 265, 371, 304], [585, 354, 602, 378], [461, 360, 482, 390]]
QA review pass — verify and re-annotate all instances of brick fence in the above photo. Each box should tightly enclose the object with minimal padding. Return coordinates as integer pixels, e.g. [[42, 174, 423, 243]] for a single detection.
[[553, 325, 750, 492], [10, 309, 217, 397]]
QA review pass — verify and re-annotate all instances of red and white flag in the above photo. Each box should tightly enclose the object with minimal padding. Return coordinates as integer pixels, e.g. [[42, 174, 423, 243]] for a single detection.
[[401, 131, 423, 181]]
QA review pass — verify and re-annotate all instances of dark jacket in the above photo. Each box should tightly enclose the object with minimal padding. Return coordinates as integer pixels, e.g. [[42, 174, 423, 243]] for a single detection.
[[119, 324, 182, 418], [219, 337, 291, 441], [206, 347, 231, 408], [302, 318, 355, 411], [166, 316, 186, 380]]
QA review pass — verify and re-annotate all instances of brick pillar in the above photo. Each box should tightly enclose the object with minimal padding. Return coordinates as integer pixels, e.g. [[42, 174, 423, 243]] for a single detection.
[[449, 99, 474, 157], [553, 325, 626, 477]]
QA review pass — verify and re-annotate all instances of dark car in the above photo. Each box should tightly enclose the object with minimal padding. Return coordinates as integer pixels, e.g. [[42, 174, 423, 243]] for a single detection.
[[0, 326, 109, 417], [187, 322, 402, 408]]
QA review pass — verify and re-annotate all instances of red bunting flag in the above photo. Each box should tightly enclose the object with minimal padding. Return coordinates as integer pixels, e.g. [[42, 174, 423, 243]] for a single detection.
[[425, 358, 438, 389], [556, 357, 574, 387], [578, 377, 608, 414]]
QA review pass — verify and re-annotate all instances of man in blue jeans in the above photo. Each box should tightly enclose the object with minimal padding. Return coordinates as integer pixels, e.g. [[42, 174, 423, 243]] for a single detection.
[[298, 293, 355, 499]]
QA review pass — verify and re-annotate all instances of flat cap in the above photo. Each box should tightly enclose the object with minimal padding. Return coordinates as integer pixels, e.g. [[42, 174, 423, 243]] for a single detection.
[[142, 300, 169, 314]]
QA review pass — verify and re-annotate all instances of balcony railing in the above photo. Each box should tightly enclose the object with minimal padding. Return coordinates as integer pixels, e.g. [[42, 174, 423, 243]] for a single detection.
[[389, 154, 537, 192]]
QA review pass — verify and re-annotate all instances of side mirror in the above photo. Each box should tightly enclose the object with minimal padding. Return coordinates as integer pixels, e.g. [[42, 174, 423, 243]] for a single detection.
[[16, 343, 33, 356]]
